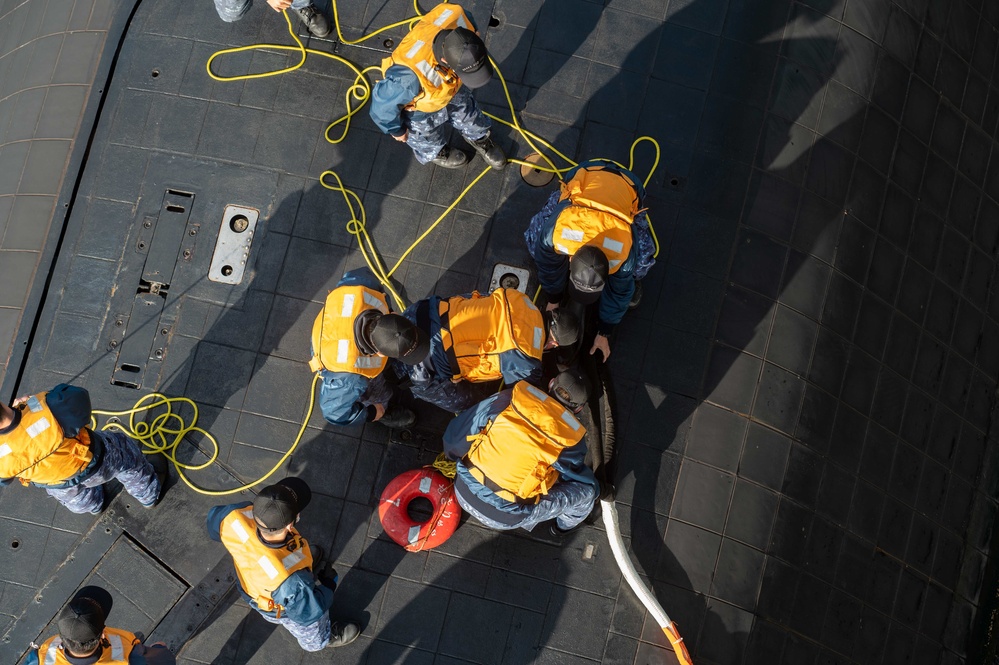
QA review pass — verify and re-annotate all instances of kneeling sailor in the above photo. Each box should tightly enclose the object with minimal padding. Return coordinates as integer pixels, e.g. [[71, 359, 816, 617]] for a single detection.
[[393, 287, 579, 413], [524, 159, 657, 361], [309, 269, 429, 429], [442, 370, 598, 533]]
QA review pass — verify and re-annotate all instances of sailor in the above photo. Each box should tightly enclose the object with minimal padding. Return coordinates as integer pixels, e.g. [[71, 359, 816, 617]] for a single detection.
[[525, 159, 657, 361], [207, 478, 360, 652], [442, 370, 599, 534], [393, 288, 579, 412], [213, 0, 331, 37], [369, 2, 506, 169], [308, 269, 427, 429], [0, 385, 166, 514], [27, 586, 176, 664]]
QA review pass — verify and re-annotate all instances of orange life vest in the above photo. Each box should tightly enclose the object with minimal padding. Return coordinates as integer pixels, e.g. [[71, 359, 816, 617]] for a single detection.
[[463, 382, 585, 504], [0, 393, 93, 486], [553, 165, 641, 274], [438, 289, 544, 382], [220, 508, 315, 616], [380, 3, 473, 113], [36, 627, 138, 664], [308, 285, 389, 378]]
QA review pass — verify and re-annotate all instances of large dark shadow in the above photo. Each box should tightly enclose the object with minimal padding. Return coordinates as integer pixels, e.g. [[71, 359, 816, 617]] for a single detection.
[[423, 0, 850, 660], [428, 0, 997, 661]]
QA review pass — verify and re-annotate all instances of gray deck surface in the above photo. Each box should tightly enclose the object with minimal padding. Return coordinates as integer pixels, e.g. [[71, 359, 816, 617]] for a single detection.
[[0, 0, 120, 394], [3, 0, 999, 663]]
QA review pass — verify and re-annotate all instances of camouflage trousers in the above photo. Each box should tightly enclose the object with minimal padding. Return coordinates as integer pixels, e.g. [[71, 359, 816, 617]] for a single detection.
[[259, 609, 331, 651], [404, 87, 492, 164]]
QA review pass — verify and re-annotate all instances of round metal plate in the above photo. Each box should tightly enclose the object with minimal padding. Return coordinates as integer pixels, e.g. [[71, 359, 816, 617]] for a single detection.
[[499, 273, 521, 290], [520, 152, 556, 187]]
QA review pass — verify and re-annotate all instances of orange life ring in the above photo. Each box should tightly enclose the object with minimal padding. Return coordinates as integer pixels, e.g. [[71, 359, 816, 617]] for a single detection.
[[378, 468, 461, 552]]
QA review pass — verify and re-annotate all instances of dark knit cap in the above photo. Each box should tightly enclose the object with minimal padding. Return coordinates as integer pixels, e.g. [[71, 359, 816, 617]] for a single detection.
[[253, 477, 312, 529], [57, 586, 113, 644]]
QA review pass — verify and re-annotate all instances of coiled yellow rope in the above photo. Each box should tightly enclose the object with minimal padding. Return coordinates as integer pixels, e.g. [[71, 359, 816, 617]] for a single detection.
[[90, 374, 320, 496], [431, 452, 457, 478]]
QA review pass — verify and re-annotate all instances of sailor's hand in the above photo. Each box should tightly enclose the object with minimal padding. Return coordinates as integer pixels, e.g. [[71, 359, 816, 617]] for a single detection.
[[267, 0, 294, 10], [545, 301, 559, 312], [393, 130, 409, 142], [590, 334, 611, 362], [12, 396, 29, 407], [372, 403, 387, 420]]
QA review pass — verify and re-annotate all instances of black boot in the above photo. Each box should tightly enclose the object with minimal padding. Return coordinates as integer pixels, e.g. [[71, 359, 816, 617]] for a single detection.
[[628, 280, 643, 309], [326, 622, 361, 648], [548, 521, 579, 538], [143, 454, 169, 508], [294, 4, 331, 38], [465, 134, 507, 170], [378, 404, 416, 429], [431, 146, 470, 169]]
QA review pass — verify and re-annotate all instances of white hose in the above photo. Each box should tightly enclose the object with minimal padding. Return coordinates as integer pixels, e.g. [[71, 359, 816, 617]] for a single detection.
[[601, 499, 693, 663], [601, 499, 671, 627]]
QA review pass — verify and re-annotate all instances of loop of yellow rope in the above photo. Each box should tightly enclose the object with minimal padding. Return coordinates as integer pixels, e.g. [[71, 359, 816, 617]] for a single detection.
[[205, 12, 377, 146], [319, 169, 407, 310], [90, 374, 320, 496], [432, 452, 457, 479]]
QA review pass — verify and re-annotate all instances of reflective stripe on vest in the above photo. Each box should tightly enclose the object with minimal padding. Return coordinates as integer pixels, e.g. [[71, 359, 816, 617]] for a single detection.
[[44, 639, 60, 665], [553, 166, 640, 275], [220, 508, 314, 614], [108, 634, 123, 662], [308, 284, 389, 377], [464, 382, 585, 503], [0, 392, 93, 486], [438, 289, 544, 383], [380, 4, 471, 113]]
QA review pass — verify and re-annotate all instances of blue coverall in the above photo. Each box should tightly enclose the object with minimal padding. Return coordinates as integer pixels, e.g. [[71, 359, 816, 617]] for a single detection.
[[213, 0, 311, 22], [524, 162, 654, 335], [316, 270, 395, 426], [443, 389, 599, 532], [392, 295, 542, 412], [368, 11, 492, 164], [0, 385, 159, 514]]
